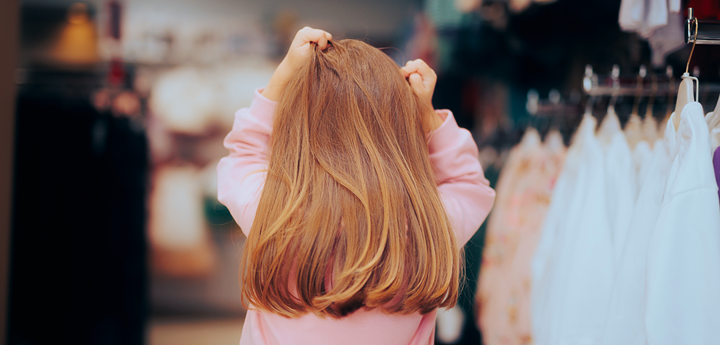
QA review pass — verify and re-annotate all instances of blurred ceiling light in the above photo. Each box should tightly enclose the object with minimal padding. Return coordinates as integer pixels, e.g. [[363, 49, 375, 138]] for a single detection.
[[52, 2, 98, 64], [68, 3, 89, 25]]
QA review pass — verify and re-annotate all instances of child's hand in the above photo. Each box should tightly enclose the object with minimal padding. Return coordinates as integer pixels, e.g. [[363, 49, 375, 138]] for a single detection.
[[262, 27, 333, 102], [402, 59, 443, 132]]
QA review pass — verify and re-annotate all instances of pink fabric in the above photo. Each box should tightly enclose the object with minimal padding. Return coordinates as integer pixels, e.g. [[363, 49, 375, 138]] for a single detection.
[[477, 131, 565, 345], [217, 89, 495, 345]]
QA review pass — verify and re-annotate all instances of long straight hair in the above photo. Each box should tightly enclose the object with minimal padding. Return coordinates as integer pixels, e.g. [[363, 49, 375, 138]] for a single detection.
[[240, 39, 460, 318]]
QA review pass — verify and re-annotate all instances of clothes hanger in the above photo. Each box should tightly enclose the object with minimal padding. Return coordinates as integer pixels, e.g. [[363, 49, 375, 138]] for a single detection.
[[631, 65, 646, 117], [663, 66, 675, 128], [672, 17, 700, 130], [607, 64, 621, 117], [598, 65, 621, 145], [642, 73, 659, 146], [625, 66, 646, 149]]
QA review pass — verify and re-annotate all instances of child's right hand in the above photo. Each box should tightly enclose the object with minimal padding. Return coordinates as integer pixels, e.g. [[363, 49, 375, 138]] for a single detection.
[[262, 27, 333, 102]]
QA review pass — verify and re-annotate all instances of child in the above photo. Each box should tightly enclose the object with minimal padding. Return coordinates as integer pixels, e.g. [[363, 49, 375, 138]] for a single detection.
[[217, 27, 495, 345]]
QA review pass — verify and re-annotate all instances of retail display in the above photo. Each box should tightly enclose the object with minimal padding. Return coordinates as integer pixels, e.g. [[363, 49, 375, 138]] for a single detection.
[[478, 11, 720, 343]]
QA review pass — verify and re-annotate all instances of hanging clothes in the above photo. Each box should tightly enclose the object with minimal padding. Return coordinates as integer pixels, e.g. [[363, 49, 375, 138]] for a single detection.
[[632, 141, 653, 193], [648, 12, 685, 67], [477, 129, 565, 345], [646, 102, 720, 344], [600, 129, 673, 345], [617, 0, 684, 66], [714, 148, 720, 201], [598, 109, 637, 267], [532, 115, 614, 345], [601, 102, 720, 345], [643, 115, 659, 147], [624, 113, 643, 150]]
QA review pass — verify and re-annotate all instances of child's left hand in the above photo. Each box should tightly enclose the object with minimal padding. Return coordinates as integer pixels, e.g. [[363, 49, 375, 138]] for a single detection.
[[402, 59, 443, 133]]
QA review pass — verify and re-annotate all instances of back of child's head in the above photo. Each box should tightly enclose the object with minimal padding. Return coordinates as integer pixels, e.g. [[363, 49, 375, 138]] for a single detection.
[[241, 39, 460, 318]]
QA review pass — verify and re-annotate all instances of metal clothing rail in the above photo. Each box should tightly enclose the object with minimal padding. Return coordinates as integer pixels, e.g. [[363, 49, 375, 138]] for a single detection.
[[582, 65, 720, 97], [686, 8, 720, 45]]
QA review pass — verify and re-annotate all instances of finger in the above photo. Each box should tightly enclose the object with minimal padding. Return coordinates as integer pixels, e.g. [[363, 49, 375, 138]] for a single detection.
[[409, 73, 424, 91], [317, 35, 328, 50], [402, 62, 421, 75], [294, 27, 331, 48], [413, 59, 436, 80], [401, 65, 413, 78]]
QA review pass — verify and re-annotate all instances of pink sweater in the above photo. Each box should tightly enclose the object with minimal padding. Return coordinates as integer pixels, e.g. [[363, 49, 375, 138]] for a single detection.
[[217, 89, 495, 345]]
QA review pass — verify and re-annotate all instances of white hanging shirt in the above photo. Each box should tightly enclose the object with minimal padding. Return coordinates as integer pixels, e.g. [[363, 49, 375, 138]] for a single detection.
[[632, 140, 653, 193], [532, 115, 614, 345], [645, 102, 720, 345], [600, 130, 673, 345], [601, 102, 720, 345], [598, 110, 637, 267]]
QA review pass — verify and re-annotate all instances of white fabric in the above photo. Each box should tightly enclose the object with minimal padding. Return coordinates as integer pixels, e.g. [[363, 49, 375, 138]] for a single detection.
[[638, 0, 668, 38], [643, 115, 659, 147], [618, 0, 684, 66], [707, 109, 720, 132], [645, 102, 720, 345], [706, 107, 720, 152], [532, 115, 614, 345], [618, 0, 645, 32], [598, 110, 637, 267], [600, 127, 673, 345], [601, 103, 720, 345], [618, 0, 668, 37], [648, 12, 685, 67], [632, 140, 653, 194]]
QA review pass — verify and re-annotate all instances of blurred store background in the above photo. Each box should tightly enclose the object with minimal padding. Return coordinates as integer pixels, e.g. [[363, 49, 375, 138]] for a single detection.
[[1, 0, 718, 344]]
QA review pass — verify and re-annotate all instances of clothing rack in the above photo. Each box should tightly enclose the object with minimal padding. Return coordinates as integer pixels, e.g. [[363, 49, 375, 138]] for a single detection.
[[582, 64, 720, 97], [686, 8, 720, 45], [526, 89, 581, 118]]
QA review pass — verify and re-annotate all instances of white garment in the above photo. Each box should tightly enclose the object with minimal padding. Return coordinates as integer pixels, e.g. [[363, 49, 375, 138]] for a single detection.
[[600, 131, 673, 345], [632, 140, 653, 192], [707, 108, 720, 132], [532, 115, 614, 345], [618, 0, 683, 66], [598, 110, 637, 267], [618, 0, 645, 32], [648, 12, 685, 67], [601, 103, 720, 345], [638, 0, 668, 38], [645, 102, 720, 345]]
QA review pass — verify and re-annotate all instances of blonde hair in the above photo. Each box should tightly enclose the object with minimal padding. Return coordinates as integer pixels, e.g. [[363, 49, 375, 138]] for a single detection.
[[240, 39, 460, 318]]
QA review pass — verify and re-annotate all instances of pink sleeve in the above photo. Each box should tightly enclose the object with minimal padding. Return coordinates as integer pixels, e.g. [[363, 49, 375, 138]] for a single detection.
[[217, 89, 275, 237], [428, 110, 496, 247]]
